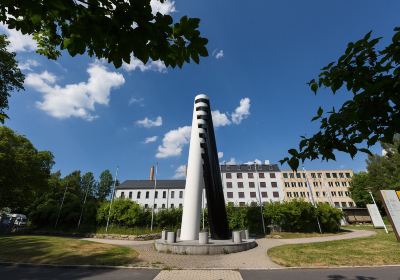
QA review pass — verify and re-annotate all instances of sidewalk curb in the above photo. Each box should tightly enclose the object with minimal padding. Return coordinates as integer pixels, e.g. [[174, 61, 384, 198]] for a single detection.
[[0, 262, 159, 270]]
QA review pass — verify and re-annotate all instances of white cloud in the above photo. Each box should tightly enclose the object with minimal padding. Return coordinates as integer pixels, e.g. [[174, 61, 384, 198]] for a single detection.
[[218, 152, 224, 159], [156, 126, 191, 158], [122, 56, 166, 73], [231, 97, 251, 124], [136, 116, 163, 128], [244, 159, 262, 165], [226, 158, 237, 165], [19, 59, 40, 71], [144, 136, 158, 144], [215, 50, 224, 59], [0, 23, 36, 52], [212, 110, 231, 127], [129, 97, 144, 106], [150, 0, 176, 15], [25, 63, 125, 121], [173, 165, 187, 179]]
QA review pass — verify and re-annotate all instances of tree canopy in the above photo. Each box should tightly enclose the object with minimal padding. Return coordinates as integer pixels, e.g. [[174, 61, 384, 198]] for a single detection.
[[0, 35, 24, 123], [1, 0, 208, 68], [282, 27, 400, 170]]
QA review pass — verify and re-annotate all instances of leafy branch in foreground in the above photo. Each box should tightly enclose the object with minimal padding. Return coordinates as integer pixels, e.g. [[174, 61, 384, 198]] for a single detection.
[[0, 0, 208, 68], [281, 27, 400, 170]]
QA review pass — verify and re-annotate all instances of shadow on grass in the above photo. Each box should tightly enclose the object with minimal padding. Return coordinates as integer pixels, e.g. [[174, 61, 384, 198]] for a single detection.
[[0, 235, 139, 266]]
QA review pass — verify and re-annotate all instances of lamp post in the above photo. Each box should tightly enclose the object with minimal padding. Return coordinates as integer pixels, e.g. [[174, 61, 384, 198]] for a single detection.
[[254, 162, 266, 235]]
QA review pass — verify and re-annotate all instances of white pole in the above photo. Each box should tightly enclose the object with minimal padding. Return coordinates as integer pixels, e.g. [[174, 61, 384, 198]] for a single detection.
[[303, 166, 322, 234], [55, 185, 68, 229], [77, 182, 90, 230], [255, 162, 266, 235], [106, 166, 119, 233], [202, 188, 205, 230], [150, 162, 158, 231], [369, 191, 388, 234]]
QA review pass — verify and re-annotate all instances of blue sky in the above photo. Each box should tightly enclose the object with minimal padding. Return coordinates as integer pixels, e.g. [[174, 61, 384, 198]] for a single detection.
[[2, 0, 400, 181]]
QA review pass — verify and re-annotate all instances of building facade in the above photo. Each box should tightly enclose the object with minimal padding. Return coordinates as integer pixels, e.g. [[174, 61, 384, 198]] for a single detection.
[[281, 169, 355, 208], [115, 165, 356, 209]]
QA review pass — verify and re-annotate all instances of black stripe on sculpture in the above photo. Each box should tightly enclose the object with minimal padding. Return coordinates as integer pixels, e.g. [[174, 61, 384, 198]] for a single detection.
[[198, 104, 230, 240]]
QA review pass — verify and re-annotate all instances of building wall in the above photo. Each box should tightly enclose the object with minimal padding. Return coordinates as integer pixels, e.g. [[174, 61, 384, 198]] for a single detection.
[[280, 169, 355, 207]]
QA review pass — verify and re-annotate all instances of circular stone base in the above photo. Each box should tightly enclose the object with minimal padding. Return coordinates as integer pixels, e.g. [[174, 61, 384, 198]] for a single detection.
[[154, 238, 257, 255]]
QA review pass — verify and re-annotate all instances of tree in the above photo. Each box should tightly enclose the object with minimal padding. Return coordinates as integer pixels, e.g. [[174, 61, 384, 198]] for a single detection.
[[97, 169, 113, 201], [0, 35, 24, 123], [348, 172, 372, 207], [0, 126, 54, 212], [1, 0, 208, 68], [81, 172, 97, 198], [281, 27, 400, 170]]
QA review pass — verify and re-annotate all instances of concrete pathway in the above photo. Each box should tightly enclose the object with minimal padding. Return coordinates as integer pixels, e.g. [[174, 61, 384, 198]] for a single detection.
[[83, 229, 376, 269]]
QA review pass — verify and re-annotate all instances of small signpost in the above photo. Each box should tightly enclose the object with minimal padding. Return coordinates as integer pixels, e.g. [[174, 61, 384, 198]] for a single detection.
[[366, 204, 386, 229], [380, 190, 400, 241]]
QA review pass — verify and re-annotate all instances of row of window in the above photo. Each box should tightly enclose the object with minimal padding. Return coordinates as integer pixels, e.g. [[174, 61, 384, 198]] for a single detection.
[[283, 172, 352, 179], [224, 165, 276, 172], [286, 191, 350, 198], [144, 203, 183, 209], [225, 172, 276, 179], [120, 190, 183, 200], [284, 181, 349, 188], [226, 181, 278, 188], [225, 191, 280, 199]]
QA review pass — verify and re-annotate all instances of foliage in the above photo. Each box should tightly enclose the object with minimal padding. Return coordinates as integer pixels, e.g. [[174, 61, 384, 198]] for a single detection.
[[348, 172, 373, 207], [0, 126, 54, 212], [155, 208, 182, 229], [281, 27, 400, 170], [97, 169, 113, 201], [263, 200, 343, 233], [1, 0, 208, 68], [0, 35, 24, 123]]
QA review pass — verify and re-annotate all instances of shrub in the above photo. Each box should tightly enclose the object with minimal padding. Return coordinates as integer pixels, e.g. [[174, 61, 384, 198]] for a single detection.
[[155, 208, 183, 229]]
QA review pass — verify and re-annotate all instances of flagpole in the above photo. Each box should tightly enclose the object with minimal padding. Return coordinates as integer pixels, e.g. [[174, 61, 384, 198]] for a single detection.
[[77, 182, 90, 230], [106, 166, 119, 233], [303, 166, 322, 233], [55, 184, 68, 229], [150, 163, 158, 231], [254, 162, 266, 235]]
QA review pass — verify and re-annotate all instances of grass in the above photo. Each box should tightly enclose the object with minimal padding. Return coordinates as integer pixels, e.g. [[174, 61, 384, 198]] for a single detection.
[[268, 226, 400, 267], [0, 235, 139, 266], [95, 226, 161, 236], [267, 230, 348, 239]]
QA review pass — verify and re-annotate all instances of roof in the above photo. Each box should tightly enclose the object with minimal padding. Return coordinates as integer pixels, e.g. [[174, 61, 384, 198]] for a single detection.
[[117, 180, 185, 190], [220, 164, 280, 173]]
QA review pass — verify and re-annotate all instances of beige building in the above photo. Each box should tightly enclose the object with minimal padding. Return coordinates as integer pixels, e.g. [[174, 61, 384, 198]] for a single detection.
[[281, 169, 355, 208]]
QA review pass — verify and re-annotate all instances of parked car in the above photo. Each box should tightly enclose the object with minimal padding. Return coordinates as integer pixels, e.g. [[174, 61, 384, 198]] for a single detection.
[[11, 214, 27, 227]]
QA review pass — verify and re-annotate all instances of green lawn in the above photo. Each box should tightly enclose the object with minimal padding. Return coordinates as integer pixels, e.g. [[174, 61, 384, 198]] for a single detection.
[[267, 231, 348, 239], [0, 235, 139, 266], [268, 227, 400, 267]]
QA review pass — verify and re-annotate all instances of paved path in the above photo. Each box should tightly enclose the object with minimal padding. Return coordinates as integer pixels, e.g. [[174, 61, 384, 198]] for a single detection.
[[2, 265, 399, 280], [83, 229, 376, 269]]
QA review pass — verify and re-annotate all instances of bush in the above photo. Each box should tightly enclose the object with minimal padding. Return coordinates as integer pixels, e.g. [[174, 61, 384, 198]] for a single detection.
[[155, 208, 183, 229]]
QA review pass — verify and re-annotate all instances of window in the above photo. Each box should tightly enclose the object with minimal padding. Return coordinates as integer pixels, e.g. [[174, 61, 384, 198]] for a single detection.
[[298, 182, 303, 187], [227, 182, 232, 188], [289, 173, 294, 178], [287, 192, 292, 198], [179, 204, 183, 208], [331, 191, 337, 197], [270, 173, 276, 178], [238, 192, 245, 198], [332, 173, 338, 178], [146, 191, 149, 199], [291, 182, 296, 187], [302, 173, 306, 178], [259, 173, 265, 178], [154, 204, 157, 209], [163, 191, 166, 198], [349, 202, 354, 207], [171, 204, 174, 208], [239, 202, 246, 207], [296, 173, 301, 178], [328, 182, 333, 187], [227, 192, 233, 198], [129, 192, 132, 199], [155, 191, 158, 198], [345, 173, 351, 178], [326, 173, 331, 178], [313, 182, 318, 187], [273, 192, 279, 198], [262, 192, 268, 198], [171, 191, 175, 198], [334, 202, 340, 207], [249, 182, 255, 188], [283, 173, 288, 178], [311, 173, 316, 178], [317, 173, 322, 178], [284, 182, 290, 188], [271, 182, 278, 188], [323, 191, 326, 197], [294, 192, 299, 197], [237, 173, 242, 179], [162, 204, 165, 209], [342, 182, 347, 187], [345, 191, 350, 196], [179, 191, 183, 198], [339, 173, 344, 178], [137, 191, 141, 199], [144, 204, 148, 208], [250, 192, 256, 198], [226, 173, 232, 179], [316, 191, 320, 197], [248, 173, 254, 178], [227, 202, 234, 207], [338, 191, 343, 197], [238, 182, 244, 188], [341, 202, 347, 207], [300, 192, 306, 197], [120, 192, 125, 198], [260, 182, 266, 188], [335, 182, 340, 187]]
